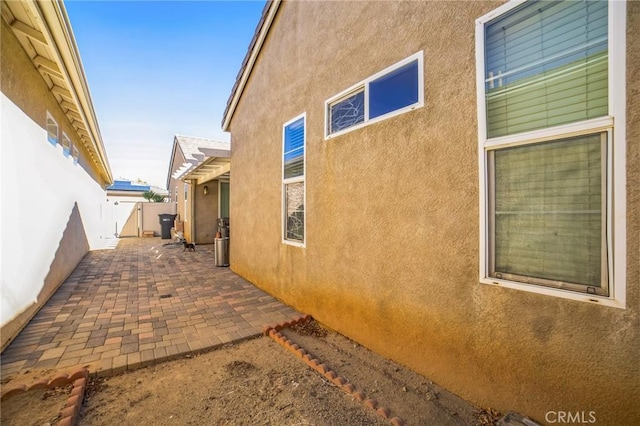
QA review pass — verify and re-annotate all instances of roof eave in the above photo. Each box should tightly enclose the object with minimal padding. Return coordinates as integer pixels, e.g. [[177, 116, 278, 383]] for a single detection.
[[34, 0, 113, 184], [166, 135, 180, 190], [221, 0, 281, 132]]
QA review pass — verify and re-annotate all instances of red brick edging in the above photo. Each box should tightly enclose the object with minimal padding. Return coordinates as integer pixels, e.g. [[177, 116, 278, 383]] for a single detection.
[[263, 316, 405, 426], [1, 367, 89, 426]]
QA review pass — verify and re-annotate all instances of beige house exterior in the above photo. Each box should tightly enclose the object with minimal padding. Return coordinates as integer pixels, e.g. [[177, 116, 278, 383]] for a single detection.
[[1, 0, 112, 349], [166, 135, 230, 244], [222, 1, 639, 424]]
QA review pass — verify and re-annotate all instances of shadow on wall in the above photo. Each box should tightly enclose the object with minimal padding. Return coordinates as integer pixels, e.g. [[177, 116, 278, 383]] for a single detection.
[[119, 203, 139, 237], [117, 202, 177, 238], [1, 202, 89, 351]]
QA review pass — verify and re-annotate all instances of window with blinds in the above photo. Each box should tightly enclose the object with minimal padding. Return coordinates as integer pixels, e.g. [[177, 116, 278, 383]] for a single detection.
[[477, 0, 616, 297], [283, 117, 305, 179], [485, 0, 608, 138], [282, 114, 306, 245], [490, 133, 607, 294]]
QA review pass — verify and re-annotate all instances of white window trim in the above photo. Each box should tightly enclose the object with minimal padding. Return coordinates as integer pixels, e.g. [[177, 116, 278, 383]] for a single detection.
[[475, 0, 626, 309], [282, 112, 306, 247], [46, 112, 58, 146], [71, 144, 79, 164], [61, 132, 71, 157], [324, 51, 424, 140], [184, 183, 189, 221]]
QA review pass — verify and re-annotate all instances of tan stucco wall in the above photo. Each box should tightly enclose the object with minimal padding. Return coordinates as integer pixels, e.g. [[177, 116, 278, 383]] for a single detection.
[[119, 203, 140, 238], [167, 145, 221, 244], [0, 19, 108, 188], [141, 202, 177, 237], [194, 181, 219, 244], [227, 1, 639, 424]]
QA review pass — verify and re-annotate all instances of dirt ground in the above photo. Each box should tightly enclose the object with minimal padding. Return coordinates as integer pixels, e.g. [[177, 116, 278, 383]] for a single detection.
[[2, 322, 501, 425]]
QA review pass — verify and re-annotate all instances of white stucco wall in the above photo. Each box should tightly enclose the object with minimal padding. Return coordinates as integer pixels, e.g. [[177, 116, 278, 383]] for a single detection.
[[0, 94, 108, 327], [104, 196, 145, 238]]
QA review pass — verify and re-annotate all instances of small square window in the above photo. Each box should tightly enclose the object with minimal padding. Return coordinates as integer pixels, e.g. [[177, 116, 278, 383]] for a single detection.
[[72, 145, 79, 164], [46, 113, 58, 146], [61, 133, 71, 157], [369, 60, 419, 119], [329, 90, 364, 134]]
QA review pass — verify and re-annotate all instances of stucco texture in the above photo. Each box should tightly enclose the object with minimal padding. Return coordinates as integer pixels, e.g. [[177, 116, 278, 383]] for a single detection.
[[227, 1, 639, 424], [166, 147, 220, 244], [194, 182, 219, 244]]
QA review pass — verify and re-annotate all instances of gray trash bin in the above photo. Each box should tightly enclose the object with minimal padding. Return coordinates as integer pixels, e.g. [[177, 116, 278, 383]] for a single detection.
[[215, 237, 229, 267]]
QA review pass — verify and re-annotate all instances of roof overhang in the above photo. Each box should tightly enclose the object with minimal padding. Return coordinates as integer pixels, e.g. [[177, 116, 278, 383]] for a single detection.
[[172, 146, 231, 185], [1, 0, 113, 184], [221, 0, 281, 131], [182, 157, 230, 185]]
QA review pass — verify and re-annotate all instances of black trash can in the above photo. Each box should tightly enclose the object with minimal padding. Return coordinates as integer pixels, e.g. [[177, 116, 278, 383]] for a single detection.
[[158, 214, 177, 239]]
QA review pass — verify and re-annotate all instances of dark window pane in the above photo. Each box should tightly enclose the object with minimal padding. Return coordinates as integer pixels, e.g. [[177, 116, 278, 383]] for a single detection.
[[369, 60, 419, 119], [330, 90, 364, 134]]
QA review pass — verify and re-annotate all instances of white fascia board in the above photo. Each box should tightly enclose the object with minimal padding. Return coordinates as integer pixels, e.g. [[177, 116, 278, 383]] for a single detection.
[[30, 0, 113, 183]]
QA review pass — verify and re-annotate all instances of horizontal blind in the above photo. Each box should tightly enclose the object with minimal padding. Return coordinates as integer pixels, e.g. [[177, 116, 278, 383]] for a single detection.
[[485, 0, 608, 138], [493, 133, 604, 287], [284, 117, 305, 179]]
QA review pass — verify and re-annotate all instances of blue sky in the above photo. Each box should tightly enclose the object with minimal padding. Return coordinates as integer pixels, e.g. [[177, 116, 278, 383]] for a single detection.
[[65, 0, 266, 188]]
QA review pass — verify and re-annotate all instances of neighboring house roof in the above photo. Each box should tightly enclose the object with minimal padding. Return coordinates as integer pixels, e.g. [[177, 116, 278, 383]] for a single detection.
[[221, 0, 280, 131], [166, 135, 231, 188], [107, 180, 151, 192], [1, 0, 113, 184]]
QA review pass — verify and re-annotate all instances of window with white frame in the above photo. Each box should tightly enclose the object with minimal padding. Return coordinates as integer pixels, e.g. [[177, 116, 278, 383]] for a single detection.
[[282, 114, 305, 245], [325, 51, 423, 138], [477, 0, 626, 306], [46, 113, 58, 146], [61, 132, 71, 157], [71, 145, 79, 164]]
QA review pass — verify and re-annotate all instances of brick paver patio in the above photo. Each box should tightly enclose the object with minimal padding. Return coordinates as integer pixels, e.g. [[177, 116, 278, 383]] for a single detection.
[[0, 238, 300, 378]]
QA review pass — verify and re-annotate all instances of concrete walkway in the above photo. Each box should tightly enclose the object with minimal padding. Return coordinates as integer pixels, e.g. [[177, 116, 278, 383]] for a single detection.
[[1, 238, 300, 378]]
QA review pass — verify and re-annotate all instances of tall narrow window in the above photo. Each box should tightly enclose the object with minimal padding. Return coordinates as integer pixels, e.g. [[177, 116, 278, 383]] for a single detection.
[[477, 0, 626, 307], [46, 113, 58, 146], [184, 183, 189, 221], [282, 114, 305, 245]]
